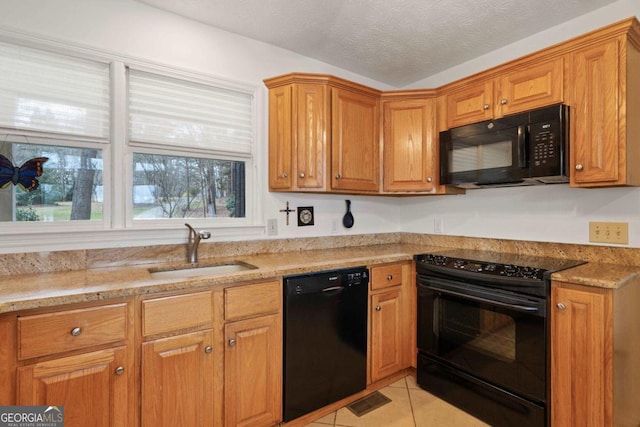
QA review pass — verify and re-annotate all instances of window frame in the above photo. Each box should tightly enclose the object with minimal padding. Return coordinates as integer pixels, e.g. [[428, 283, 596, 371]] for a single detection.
[[0, 30, 263, 254]]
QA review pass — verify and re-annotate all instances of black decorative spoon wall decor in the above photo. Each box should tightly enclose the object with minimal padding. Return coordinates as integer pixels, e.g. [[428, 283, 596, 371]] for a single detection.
[[342, 199, 354, 228]]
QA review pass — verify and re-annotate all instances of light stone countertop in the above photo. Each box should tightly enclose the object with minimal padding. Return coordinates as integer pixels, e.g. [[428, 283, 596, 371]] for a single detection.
[[1, 242, 638, 314]]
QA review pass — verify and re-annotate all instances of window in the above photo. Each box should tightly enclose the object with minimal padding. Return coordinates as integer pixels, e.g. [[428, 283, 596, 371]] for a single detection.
[[0, 41, 109, 225], [127, 69, 252, 222], [132, 153, 244, 219], [1, 141, 103, 222], [0, 36, 258, 250]]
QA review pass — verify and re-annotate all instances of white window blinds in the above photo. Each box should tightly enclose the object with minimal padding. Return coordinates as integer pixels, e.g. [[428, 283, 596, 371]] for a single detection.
[[0, 41, 110, 139], [128, 69, 253, 155]]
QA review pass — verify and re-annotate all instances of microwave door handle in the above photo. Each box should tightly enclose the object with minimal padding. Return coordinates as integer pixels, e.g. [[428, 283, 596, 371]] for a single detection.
[[517, 125, 527, 168]]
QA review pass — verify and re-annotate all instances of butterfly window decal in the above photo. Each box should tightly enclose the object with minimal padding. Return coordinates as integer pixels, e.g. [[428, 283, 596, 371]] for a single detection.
[[0, 154, 49, 192]]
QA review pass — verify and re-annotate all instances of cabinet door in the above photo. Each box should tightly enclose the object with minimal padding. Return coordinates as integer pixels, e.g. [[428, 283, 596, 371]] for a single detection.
[[17, 347, 132, 427], [383, 98, 435, 192], [224, 314, 282, 427], [141, 330, 214, 427], [295, 83, 329, 190], [496, 57, 564, 116], [570, 39, 620, 186], [268, 85, 293, 190], [551, 286, 612, 426], [446, 80, 494, 128], [331, 88, 380, 192], [370, 288, 403, 383]]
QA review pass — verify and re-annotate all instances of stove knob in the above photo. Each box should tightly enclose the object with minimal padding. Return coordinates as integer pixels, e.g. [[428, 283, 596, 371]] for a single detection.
[[521, 267, 539, 278], [435, 256, 448, 265], [503, 265, 519, 276]]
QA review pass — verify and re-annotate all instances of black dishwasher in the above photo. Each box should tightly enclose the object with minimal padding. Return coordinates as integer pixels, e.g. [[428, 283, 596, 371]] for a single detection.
[[283, 266, 368, 422]]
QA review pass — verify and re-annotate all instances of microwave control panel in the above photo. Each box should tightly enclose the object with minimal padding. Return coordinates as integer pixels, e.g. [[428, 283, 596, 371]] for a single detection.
[[530, 120, 559, 168]]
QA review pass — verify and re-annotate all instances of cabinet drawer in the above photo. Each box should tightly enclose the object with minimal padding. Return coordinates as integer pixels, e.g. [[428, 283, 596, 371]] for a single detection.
[[371, 264, 404, 290], [225, 280, 281, 321], [142, 291, 213, 337], [18, 303, 128, 360]]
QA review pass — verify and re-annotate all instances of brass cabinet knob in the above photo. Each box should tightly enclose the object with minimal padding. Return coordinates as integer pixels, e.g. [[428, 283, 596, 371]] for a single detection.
[[500, 98, 508, 105], [483, 104, 490, 110], [204, 345, 213, 354], [115, 366, 125, 375], [386, 274, 393, 281], [229, 339, 236, 347], [70, 327, 82, 337], [427, 177, 432, 183], [375, 305, 382, 312], [281, 172, 288, 178], [335, 173, 342, 180], [557, 303, 567, 310], [299, 172, 305, 178], [575, 164, 584, 171]]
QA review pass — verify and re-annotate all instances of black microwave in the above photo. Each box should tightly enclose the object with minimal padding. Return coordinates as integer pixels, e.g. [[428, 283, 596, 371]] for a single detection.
[[439, 104, 569, 188]]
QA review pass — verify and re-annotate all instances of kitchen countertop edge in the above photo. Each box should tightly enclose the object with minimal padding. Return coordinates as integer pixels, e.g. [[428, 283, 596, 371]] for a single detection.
[[0, 243, 637, 314]]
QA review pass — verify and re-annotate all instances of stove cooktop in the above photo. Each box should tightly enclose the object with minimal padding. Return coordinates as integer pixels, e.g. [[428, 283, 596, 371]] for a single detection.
[[415, 249, 586, 282]]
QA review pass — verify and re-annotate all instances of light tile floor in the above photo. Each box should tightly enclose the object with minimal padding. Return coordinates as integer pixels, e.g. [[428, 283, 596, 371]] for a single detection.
[[305, 375, 489, 427]]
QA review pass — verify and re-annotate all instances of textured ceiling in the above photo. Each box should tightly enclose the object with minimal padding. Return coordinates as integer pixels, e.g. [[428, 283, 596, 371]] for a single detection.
[[135, 0, 617, 87]]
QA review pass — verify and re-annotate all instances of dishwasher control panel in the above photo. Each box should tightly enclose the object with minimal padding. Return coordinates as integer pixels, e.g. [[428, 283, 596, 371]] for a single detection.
[[345, 270, 367, 286], [285, 267, 369, 296]]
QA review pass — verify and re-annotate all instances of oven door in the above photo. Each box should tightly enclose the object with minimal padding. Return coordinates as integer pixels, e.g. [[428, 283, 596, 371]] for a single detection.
[[417, 274, 547, 402]]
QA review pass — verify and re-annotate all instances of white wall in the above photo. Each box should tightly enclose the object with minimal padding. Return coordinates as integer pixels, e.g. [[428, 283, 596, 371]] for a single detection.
[[1, 0, 639, 250]]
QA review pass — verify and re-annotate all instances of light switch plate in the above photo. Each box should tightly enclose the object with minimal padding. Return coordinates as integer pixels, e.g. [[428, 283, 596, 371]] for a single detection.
[[589, 221, 628, 244], [267, 218, 278, 236]]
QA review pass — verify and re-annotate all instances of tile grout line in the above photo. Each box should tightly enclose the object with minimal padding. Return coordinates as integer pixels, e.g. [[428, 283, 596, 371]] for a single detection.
[[406, 377, 418, 427]]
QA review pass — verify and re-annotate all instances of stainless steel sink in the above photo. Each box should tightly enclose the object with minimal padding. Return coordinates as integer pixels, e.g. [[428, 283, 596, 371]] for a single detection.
[[149, 262, 257, 279]]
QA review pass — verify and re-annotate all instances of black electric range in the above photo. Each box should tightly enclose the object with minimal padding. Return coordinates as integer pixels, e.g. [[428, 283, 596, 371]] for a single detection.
[[415, 249, 586, 297]]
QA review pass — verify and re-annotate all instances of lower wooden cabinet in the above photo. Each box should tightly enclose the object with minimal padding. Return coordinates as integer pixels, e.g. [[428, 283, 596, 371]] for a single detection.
[[370, 288, 403, 382], [141, 330, 215, 427], [1, 282, 285, 427], [368, 262, 414, 384], [224, 314, 282, 427], [551, 281, 640, 426], [17, 346, 133, 427], [222, 279, 282, 427], [0, 300, 136, 427], [140, 291, 215, 427]]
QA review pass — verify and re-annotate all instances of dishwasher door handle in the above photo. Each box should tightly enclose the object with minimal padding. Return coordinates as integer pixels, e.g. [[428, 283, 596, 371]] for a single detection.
[[322, 286, 345, 294]]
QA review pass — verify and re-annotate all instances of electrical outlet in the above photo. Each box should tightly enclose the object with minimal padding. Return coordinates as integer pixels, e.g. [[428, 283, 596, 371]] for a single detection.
[[434, 218, 444, 234], [267, 218, 278, 236], [331, 219, 339, 234], [589, 221, 628, 244]]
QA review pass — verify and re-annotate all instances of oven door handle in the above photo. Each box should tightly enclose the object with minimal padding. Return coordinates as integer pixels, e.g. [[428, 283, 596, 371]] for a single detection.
[[425, 284, 540, 313]]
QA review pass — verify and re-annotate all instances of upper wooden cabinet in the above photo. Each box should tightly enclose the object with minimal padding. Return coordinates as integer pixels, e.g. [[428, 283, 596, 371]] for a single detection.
[[265, 17, 640, 193], [445, 57, 564, 128], [264, 73, 381, 194], [568, 22, 640, 187], [331, 87, 380, 192], [267, 82, 329, 191], [382, 95, 436, 192], [445, 80, 494, 128]]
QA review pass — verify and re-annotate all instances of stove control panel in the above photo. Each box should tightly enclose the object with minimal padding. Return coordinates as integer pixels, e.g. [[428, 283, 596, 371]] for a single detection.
[[415, 253, 546, 281]]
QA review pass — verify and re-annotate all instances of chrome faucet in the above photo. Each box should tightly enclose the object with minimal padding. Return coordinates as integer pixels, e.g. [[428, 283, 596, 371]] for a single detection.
[[185, 223, 211, 263]]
